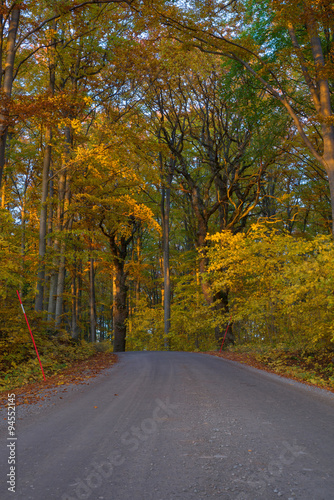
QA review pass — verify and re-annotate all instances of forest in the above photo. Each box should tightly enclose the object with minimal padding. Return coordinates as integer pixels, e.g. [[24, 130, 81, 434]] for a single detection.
[[1, 0, 334, 388]]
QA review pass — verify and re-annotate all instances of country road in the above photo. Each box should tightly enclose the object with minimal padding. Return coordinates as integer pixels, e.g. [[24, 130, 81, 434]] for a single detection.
[[1, 351, 334, 500]]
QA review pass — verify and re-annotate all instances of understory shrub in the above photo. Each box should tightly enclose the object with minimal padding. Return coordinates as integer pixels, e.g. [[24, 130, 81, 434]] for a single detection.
[[206, 223, 334, 349]]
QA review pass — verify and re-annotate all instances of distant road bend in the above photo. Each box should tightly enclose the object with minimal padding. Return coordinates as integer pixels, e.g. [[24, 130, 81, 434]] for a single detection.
[[1, 351, 334, 499]]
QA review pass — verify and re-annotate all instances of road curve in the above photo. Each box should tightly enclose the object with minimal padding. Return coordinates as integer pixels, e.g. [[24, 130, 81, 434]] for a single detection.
[[1, 351, 334, 500]]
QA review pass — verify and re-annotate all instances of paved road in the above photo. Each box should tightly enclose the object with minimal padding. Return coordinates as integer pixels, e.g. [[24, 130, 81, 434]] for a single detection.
[[1, 352, 334, 500]]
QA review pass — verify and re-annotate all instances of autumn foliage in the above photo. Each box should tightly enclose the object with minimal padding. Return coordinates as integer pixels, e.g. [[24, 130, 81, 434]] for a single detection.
[[207, 223, 334, 349]]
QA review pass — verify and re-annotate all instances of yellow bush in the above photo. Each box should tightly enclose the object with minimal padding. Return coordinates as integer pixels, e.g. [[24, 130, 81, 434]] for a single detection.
[[206, 223, 334, 348]]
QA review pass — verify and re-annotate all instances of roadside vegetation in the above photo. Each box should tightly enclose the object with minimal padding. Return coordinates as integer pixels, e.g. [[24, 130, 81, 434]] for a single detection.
[[0, 325, 114, 391], [209, 345, 334, 393]]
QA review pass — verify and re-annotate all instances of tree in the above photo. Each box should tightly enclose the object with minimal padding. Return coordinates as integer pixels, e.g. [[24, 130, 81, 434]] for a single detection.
[[0, 2, 20, 190], [142, 45, 287, 345], [150, 0, 334, 233]]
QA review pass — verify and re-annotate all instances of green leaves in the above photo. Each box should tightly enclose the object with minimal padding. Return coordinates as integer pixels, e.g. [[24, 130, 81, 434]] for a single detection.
[[244, 0, 291, 59]]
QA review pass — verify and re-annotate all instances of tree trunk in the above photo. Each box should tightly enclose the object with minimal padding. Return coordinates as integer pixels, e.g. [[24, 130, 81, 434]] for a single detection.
[[47, 258, 58, 322], [89, 258, 96, 343], [191, 186, 235, 347], [192, 195, 211, 304], [307, 24, 334, 235], [113, 259, 128, 352], [77, 260, 83, 339], [55, 241, 66, 328], [326, 162, 334, 235], [35, 126, 52, 311], [0, 6, 20, 190], [161, 184, 171, 348], [47, 170, 57, 322], [99, 222, 137, 351], [20, 191, 26, 283], [112, 272, 116, 333], [213, 290, 234, 347], [54, 127, 71, 328], [71, 272, 78, 339], [35, 28, 55, 311]]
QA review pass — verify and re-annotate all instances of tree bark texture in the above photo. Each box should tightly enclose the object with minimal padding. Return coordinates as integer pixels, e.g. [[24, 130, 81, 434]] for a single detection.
[[71, 273, 78, 339], [89, 258, 97, 343], [161, 184, 171, 348], [35, 126, 53, 311], [35, 26, 56, 311], [54, 128, 72, 327], [0, 6, 20, 190], [113, 257, 128, 352], [191, 185, 234, 347]]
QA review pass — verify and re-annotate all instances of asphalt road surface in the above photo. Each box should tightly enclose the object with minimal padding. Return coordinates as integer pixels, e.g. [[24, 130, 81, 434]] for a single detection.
[[1, 351, 334, 500]]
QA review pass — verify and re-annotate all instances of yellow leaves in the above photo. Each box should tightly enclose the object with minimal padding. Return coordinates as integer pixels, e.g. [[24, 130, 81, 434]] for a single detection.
[[114, 195, 161, 233], [73, 143, 141, 187], [206, 222, 334, 346], [69, 118, 82, 132], [70, 134, 161, 239], [83, 96, 93, 107]]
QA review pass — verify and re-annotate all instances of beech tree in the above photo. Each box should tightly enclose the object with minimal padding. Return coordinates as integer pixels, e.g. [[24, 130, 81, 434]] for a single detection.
[[148, 0, 334, 232], [141, 45, 287, 345]]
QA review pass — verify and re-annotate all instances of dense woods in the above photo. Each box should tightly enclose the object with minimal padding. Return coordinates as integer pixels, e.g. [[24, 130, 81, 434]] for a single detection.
[[1, 0, 334, 385]]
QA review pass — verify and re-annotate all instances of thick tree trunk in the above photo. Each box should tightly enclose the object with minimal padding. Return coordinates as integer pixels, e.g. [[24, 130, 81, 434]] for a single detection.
[[113, 259, 128, 352], [99, 223, 137, 352], [308, 25, 334, 235], [321, 108, 334, 233], [99, 300, 105, 341], [0, 6, 20, 190], [191, 187, 235, 347], [213, 290, 234, 347]]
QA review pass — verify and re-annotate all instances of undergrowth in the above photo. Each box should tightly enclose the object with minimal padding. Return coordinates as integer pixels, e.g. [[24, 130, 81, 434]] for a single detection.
[[0, 328, 113, 391], [226, 343, 334, 390]]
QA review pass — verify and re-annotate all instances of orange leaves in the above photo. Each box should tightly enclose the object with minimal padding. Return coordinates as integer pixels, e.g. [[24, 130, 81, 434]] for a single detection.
[[0, 352, 118, 406], [10, 91, 90, 127]]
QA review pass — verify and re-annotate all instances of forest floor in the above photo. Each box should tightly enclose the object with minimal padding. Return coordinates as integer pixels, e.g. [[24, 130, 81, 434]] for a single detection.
[[207, 347, 334, 393], [0, 352, 118, 408]]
